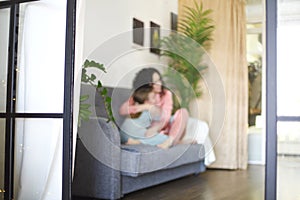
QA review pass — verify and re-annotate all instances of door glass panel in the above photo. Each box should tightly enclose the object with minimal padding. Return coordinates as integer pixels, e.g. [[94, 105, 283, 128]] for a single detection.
[[0, 8, 10, 113], [277, 122, 300, 156], [277, 121, 300, 199], [277, 1, 300, 117], [277, 0, 300, 199], [14, 118, 63, 199], [15, 3, 66, 113], [0, 119, 5, 200]]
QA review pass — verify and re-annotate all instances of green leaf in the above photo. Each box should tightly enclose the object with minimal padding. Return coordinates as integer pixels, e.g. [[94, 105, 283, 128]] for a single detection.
[[79, 59, 116, 126], [90, 74, 96, 82], [101, 88, 107, 96], [97, 81, 102, 88], [80, 103, 91, 109], [80, 95, 89, 102], [83, 59, 89, 68], [105, 96, 112, 103], [84, 59, 107, 73]]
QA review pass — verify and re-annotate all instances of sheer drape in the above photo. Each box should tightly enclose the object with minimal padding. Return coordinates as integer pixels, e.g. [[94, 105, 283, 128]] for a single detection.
[[179, 0, 248, 169], [15, 1, 85, 199], [15, 2, 66, 199]]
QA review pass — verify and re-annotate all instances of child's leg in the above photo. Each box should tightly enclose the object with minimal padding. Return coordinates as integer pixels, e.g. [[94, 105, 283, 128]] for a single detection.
[[126, 138, 141, 145], [120, 111, 150, 145], [140, 133, 168, 146], [167, 108, 189, 144], [120, 131, 141, 145], [156, 137, 173, 149]]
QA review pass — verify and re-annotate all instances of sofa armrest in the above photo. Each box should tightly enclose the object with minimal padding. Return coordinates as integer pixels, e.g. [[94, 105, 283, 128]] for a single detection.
[[78, 117, 121, 160], [72, 118, 122, 199], [184, 117, 216, 166]]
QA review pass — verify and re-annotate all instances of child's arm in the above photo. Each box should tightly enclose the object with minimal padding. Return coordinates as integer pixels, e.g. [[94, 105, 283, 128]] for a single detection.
[[119, 97, 153, 115]]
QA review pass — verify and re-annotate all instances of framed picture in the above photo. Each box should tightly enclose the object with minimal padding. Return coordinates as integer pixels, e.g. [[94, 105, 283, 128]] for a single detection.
[[133, 18, 144, 46], [150, 21, 160, 55], [171, 12, 178, 31]]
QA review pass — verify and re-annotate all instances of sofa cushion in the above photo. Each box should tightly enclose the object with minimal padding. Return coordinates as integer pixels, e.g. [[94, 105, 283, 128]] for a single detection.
[[120, 143, 205, 177]]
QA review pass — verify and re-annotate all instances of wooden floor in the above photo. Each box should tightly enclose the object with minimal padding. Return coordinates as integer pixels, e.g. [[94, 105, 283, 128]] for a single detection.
[[122, 165, 264, 200], [73, 156, 300, 200]]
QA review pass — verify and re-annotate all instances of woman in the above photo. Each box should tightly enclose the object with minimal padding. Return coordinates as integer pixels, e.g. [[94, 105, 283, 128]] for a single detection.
[[119, 68, 189, 149]]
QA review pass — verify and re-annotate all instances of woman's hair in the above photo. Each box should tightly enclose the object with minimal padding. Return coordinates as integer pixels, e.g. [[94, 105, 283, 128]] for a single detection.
[[132, 68, 165, 96]]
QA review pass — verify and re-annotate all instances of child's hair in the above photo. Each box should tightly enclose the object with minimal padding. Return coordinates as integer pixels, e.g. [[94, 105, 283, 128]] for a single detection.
[[132, 86, 153, 104], [130, 86, 153, 118]]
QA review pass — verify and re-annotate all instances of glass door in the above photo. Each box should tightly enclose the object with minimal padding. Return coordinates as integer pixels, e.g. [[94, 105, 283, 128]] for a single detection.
[[276, 0, 300, 199]]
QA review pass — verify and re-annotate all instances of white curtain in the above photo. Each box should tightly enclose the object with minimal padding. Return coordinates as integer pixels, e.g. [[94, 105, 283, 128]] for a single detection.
[[179, 0, 248, 169], [14, 1, 85, 199]]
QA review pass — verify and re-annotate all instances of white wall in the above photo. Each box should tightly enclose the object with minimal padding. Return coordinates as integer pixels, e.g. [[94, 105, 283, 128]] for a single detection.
[[83, 0, 178, 88]]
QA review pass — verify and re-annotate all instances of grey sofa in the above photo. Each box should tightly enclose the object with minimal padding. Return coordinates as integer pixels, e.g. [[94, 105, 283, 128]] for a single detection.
[[72, 84, 206, 199]]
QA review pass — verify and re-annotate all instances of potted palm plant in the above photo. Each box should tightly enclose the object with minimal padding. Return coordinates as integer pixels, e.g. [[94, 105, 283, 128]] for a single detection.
[[161, 1, 215, 110]]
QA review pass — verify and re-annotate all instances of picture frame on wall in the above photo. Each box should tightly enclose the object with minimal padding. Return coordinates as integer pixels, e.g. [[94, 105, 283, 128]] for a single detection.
[[150, 21, 161, 55], [133, 18, 144, 46], [171, 12, 178, 31]]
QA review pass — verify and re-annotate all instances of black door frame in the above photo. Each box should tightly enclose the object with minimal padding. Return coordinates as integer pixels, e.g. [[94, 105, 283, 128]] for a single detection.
[[63, 0, 76, 199], [0, 0, 75, 199]]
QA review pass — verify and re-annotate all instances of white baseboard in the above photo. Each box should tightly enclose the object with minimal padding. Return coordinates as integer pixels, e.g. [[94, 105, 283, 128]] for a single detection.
[[248, 160, 265, 165]]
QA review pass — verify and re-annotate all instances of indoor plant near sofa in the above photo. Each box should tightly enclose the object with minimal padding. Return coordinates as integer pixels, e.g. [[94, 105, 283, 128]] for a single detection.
[[161, 1, 215, 110], [78, 59, 114, 126]]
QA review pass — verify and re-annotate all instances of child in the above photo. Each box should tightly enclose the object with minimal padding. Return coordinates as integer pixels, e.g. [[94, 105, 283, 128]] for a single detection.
[[119, 86, 169, 147]]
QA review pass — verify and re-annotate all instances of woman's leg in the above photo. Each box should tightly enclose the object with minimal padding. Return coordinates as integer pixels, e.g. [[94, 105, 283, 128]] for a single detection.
[[158, 108, 189, 148], [169, 108, 189, 144]]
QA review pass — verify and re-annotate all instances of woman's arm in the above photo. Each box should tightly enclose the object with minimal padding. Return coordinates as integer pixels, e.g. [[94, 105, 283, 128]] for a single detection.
[[157, 90, 173, 129], [148, 104, 162, 120], [146, 90, 173, 131]]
